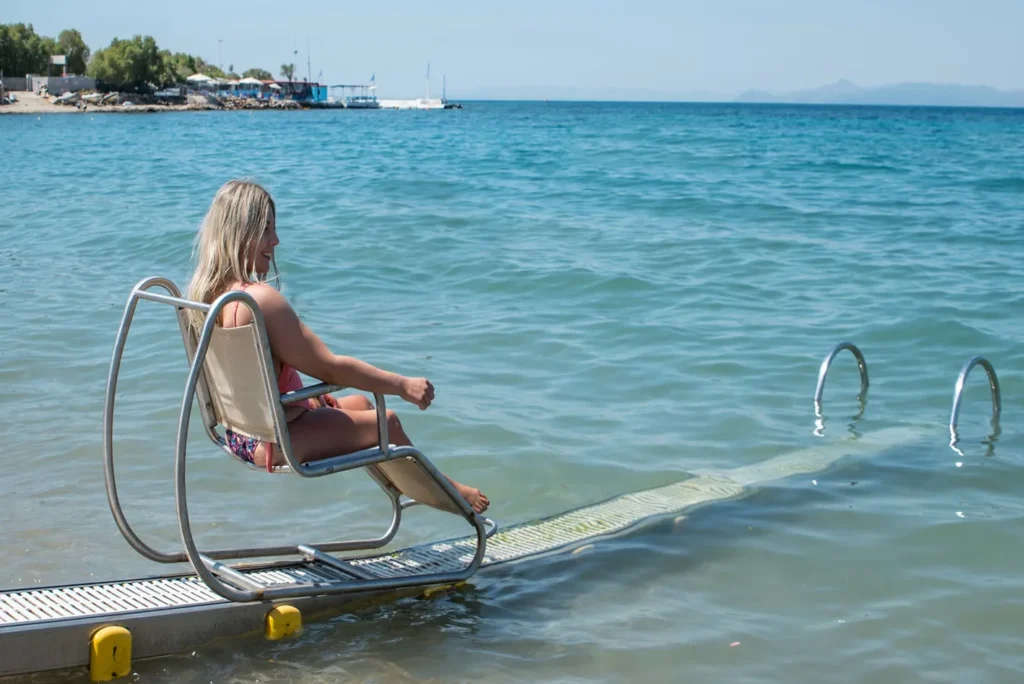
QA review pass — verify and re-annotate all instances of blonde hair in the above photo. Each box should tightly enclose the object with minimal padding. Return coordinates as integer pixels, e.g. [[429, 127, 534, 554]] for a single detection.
[[185, 179, 277, 335]]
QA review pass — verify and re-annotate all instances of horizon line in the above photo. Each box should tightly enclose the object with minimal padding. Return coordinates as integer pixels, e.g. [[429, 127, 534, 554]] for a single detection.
[[441, 98, 1024, 110]]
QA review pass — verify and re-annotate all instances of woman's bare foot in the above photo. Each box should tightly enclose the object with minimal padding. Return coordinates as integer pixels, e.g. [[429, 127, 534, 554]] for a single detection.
[[448, 478, 489, 514]]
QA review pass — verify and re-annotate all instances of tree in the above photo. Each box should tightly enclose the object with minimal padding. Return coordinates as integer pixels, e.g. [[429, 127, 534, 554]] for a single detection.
[[163, 51, 199, 83], [161, 51, 228, 84], [0, 23, 58, 76], [280, 63, 295, 81], [57, 29, 89, 74], [243, 67, 272, 80], [41, 36, 59, 74], [194, 57, 225, 79], [88, 35, 166, 88]]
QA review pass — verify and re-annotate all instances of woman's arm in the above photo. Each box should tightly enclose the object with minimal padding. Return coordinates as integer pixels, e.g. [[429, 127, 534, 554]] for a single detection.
[[246, 284, 435, 409]]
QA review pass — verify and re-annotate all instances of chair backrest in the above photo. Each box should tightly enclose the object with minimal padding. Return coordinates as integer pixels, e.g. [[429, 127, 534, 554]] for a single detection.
[[178, 293, 467, 515], [195, 321, 281, 445]]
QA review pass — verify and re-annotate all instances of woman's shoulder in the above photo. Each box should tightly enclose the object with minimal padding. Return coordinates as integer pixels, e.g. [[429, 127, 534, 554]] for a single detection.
[[239, 281, 279, 297], [220, 281, 292, 329], [239, 281, 293, 314]]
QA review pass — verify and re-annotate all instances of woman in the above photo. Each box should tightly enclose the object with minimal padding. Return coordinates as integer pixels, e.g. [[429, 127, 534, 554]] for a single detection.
[[185, 179, 489, 514]]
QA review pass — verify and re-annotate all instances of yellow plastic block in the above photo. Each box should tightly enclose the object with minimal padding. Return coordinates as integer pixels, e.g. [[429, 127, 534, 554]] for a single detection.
[[265, 605, 302, 640], [89, 625, 131, 682]]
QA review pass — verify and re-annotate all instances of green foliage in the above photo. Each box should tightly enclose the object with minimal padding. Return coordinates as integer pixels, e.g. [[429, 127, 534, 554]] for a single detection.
[[243, 67, 273, 81], [0, 22, 270, 87], [280, 63, 295, 81], [57, 29, 89, 74], [0, 23, 62, 76], [88, 35, 167, 87], [162, 51, 226, 82], [162, 51, 196, 83], [41, 36, 59, 70], [202, 61, 227, 79]]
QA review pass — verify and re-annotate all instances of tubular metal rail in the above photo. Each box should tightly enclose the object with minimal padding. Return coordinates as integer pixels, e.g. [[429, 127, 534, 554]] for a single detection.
[[949, 354, 1002, 449], [813, 341, 870, 416], [813, 342, 1005, 454], [813, 342, 869, 435], [102, 277, 495, 603]]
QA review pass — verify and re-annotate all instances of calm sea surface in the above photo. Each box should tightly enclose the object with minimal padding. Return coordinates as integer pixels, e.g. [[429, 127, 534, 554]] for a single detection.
[[1, 101, 1022, 682]]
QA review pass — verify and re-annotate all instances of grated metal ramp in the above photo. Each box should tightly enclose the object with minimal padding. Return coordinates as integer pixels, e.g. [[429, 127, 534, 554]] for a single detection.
[[0, 472, 748, 630], [0, 426, 924, 676], [0, 563, 352, 626]]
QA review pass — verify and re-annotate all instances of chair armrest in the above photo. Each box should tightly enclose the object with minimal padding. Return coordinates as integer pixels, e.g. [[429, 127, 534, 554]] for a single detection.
[[298, 443, 395, 477], [281, 382, 347, 406], [275, 388, 391, 477]]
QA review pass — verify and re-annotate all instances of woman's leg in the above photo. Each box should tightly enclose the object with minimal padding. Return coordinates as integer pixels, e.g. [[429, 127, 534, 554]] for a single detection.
[[262, 405, 489, 513], [334, 394, 374, 411]]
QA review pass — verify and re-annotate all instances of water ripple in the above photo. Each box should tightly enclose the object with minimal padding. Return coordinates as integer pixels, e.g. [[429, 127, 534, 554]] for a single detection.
[[1, 102, 1022, 683]]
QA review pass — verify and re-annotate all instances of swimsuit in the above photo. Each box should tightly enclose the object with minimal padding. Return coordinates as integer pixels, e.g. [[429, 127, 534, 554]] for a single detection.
[[222, 282, 312, 472]]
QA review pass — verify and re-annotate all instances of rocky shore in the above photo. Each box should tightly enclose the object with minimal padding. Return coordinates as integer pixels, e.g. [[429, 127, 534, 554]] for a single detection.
[[0, 91, 303, 115]]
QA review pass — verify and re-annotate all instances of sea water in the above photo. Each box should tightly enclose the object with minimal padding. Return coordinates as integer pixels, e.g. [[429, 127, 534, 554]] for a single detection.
[[1, 102, 1022, 682]]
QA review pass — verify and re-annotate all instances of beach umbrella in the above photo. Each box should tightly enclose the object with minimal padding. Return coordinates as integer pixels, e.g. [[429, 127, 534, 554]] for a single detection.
[[268, 83, 281, 90], [186, 73, 212, 82], [238, 77, 263, 86]]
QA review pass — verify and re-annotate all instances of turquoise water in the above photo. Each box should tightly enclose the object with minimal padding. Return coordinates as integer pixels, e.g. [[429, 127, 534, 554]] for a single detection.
[[1, 102, 1023, 682]]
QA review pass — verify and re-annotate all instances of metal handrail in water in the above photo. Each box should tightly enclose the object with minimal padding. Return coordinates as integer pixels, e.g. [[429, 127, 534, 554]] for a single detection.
[[949, 355, 1001, 445], [813, 341, 869, 419]]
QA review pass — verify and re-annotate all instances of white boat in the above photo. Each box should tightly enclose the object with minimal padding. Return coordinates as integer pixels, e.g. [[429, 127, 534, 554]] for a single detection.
[[377, 65, 453, 110], [379, 97, 444, 110]]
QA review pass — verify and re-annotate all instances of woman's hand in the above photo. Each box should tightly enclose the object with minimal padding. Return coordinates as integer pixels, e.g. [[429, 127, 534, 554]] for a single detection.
[[400, 377, 435, 410]]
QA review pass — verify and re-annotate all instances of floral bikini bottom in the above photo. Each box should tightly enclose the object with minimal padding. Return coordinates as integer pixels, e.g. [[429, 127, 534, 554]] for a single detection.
[[225, 429, 260, 464]]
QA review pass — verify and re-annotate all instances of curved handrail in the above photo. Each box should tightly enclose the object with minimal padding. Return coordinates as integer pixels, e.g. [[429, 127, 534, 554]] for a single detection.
[[949, 355, 1001, 443], [813, 341, 869, 419], [103, 277, 192, 563]]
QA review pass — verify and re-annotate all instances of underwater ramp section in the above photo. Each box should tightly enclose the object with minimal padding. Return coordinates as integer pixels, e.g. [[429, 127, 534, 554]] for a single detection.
[[0, 426, 924, 677]]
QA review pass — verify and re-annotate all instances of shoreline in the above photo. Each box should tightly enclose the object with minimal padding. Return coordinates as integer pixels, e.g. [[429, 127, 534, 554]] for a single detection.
[[0, 91, 302, 115]]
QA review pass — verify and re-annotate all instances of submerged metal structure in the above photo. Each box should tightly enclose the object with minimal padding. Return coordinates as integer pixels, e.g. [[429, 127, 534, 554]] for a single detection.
[[0, 284, 1006, 679]]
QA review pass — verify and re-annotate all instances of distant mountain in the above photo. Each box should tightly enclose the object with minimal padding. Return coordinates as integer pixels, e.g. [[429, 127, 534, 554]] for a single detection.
[[454, 85, 729, 102], [735, 79, 1024, 108]]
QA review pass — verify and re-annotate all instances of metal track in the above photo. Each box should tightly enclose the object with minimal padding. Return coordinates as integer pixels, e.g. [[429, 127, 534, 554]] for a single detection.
[[0, 426, 924, 677]]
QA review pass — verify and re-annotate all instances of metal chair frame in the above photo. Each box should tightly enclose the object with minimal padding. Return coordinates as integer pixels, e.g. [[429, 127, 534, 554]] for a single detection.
[[103, 277, 493, 602]]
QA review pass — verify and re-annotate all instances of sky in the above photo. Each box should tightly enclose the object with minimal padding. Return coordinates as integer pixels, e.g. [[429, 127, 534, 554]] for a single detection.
[[4, 0, 1022, 99]]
